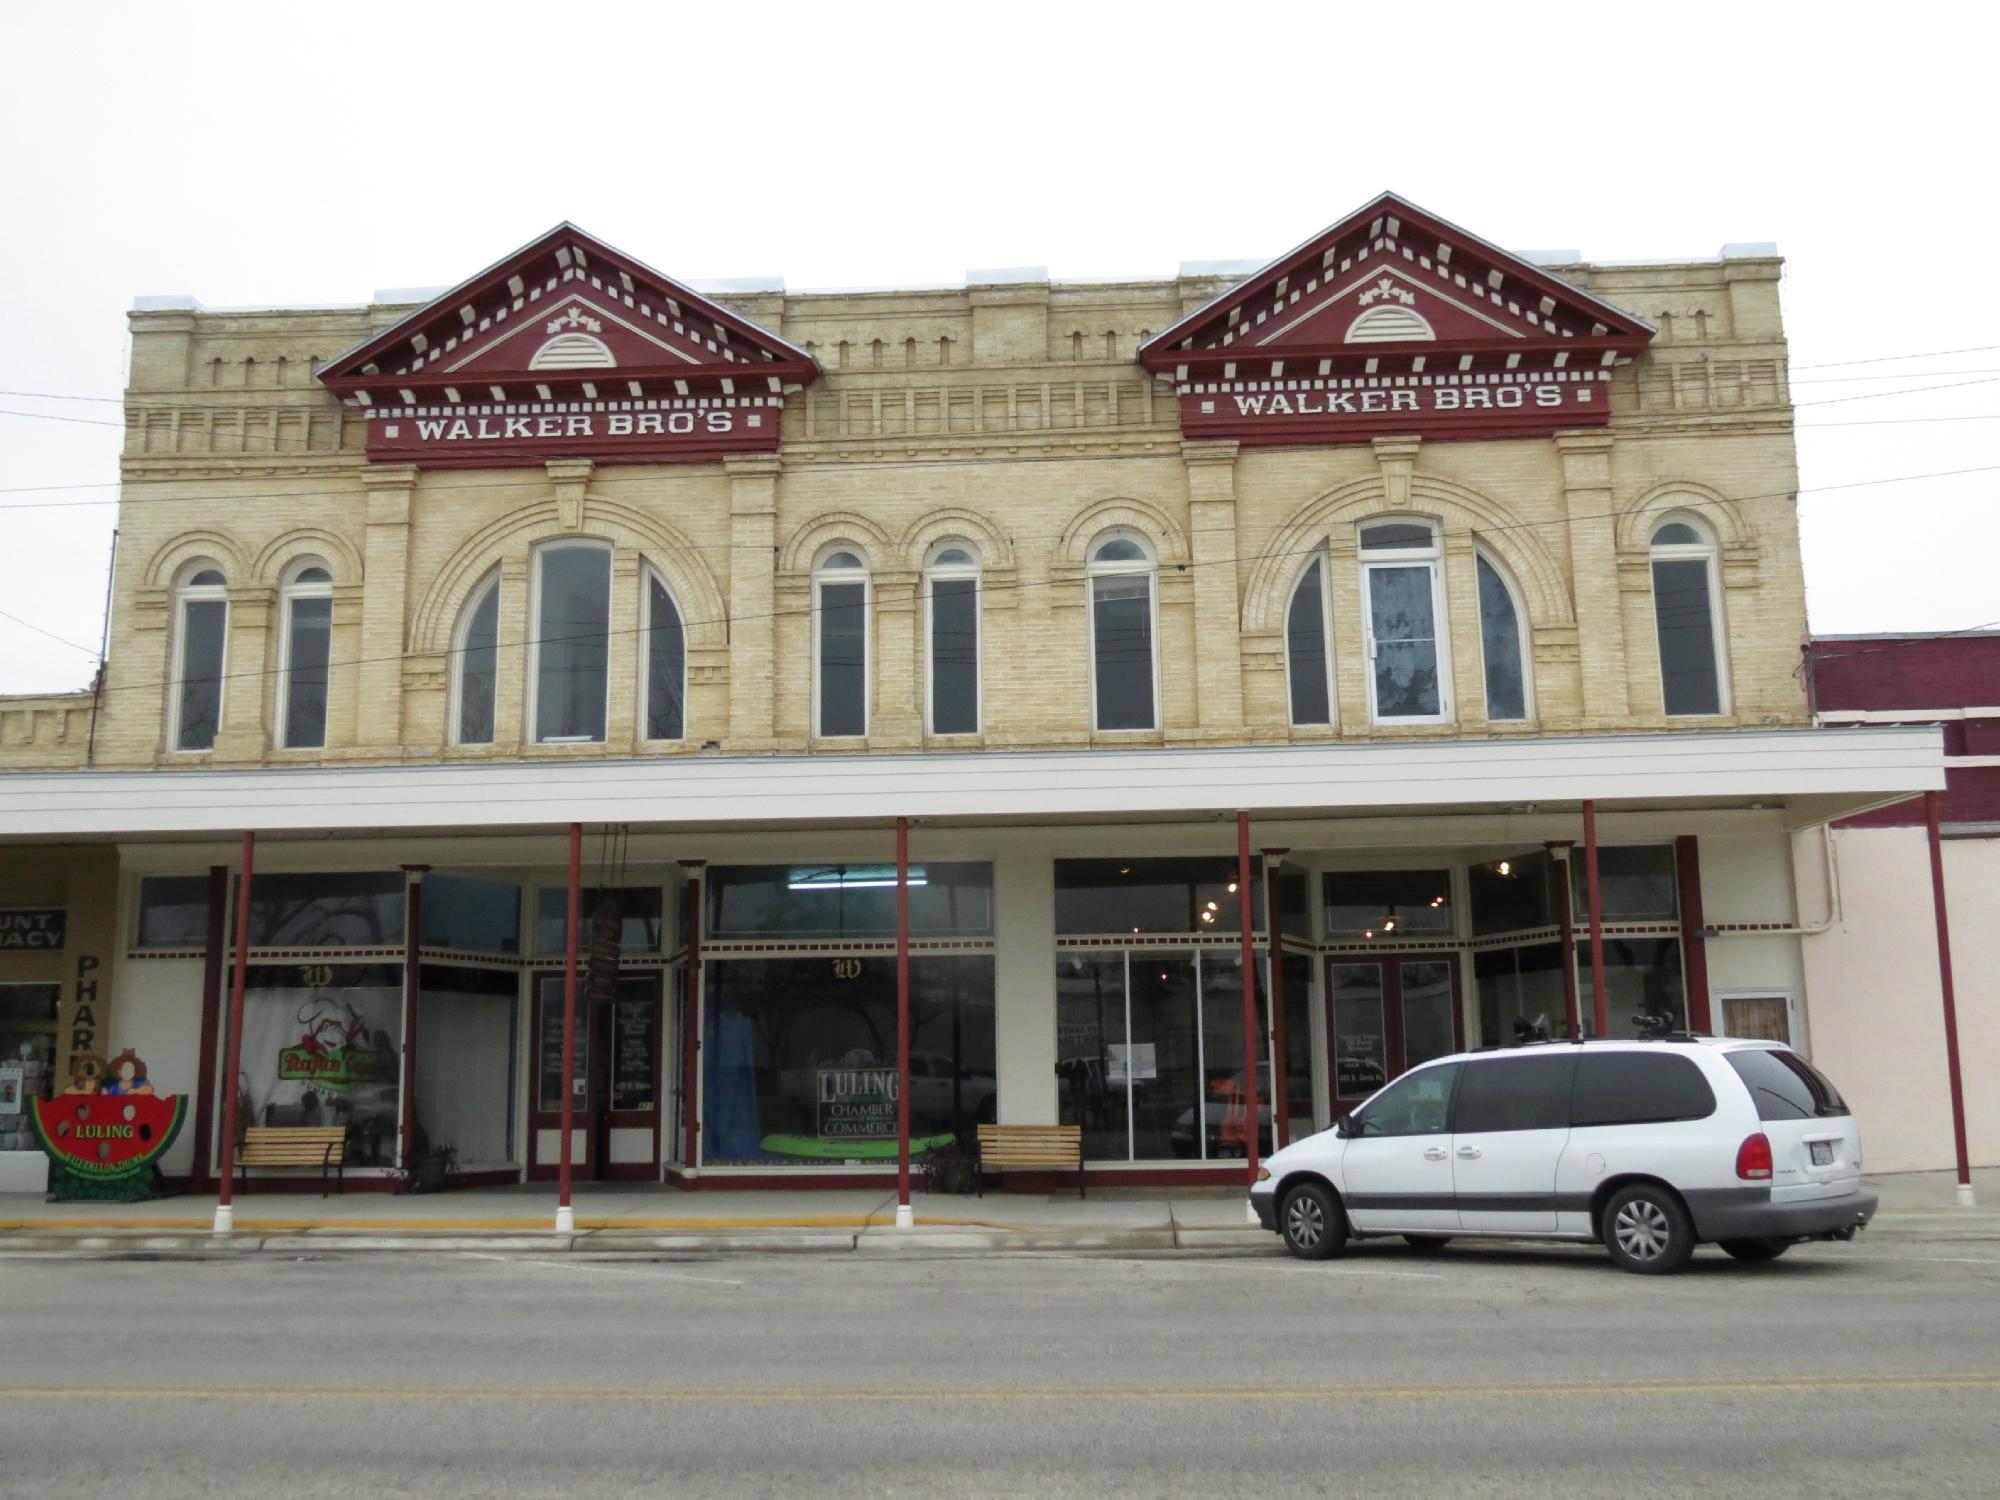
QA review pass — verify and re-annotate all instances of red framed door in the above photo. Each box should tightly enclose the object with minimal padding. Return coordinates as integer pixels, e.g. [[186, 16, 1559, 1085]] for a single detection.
[[529, 971, 598, 1182], [1326, 953, 1463, 1114], [603, 972, 664, 1181]]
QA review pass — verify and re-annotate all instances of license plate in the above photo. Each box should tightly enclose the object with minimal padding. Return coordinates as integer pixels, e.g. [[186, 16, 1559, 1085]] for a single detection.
[[1810, 1141, 1835, 1167]]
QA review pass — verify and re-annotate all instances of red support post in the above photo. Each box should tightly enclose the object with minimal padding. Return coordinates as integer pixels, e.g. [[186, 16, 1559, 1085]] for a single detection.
[[399, 866, 428, 1169], [189, 864, 228, 1193], [1237, 812, 1262, 1190], [1925, 791, 1975, 1204], [1674, 836, 1712, 1033], [1548, 842, 1582, 1039], [557, 822, 581, 1231], [213, 832, 255, 1233], [678, 860, 705, 1181], [895, 816, 913, 1229], [1262, 848, 1291, 1149], [1582, 800, 1608, 1039]]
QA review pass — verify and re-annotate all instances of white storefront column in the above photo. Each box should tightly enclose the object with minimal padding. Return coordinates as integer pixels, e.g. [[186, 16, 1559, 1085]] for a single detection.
[[994, 849, 1058, 1126]]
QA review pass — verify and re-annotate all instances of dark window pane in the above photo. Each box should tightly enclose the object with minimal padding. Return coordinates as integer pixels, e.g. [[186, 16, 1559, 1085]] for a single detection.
[[1059, 953, 1129, 1160], [457, 585, 498, 745], [1054, 858, 1263, 936], [1652, 522, 1702, 545], [1400, 959, 1457, 1068], [420, 874, 521, 954], [1653, 558, 1722, 715], [646, 576, 685, 741], [1469, 852, 1557, 936], [707, 863, 993, 940], [1323, 869, 1453, 937], [1286, 559, 1331, 725], [1281, 953, 1315, 1140], [1571, 1053, 1715, 1126], [1360, 522, 1434, 551], [244, 872, 405, 946], [1474, 942, 1570, 1044], [1132, 952, 1201, 1160], [1352, 1062, 1458, 1136], [1451, 1054, 1575, 1133], [535, 546, 610, 742], [818, 580, 867, 737], [1578, 938, 1685, 1039], [1573, 846, 1678, 921], [136, 875, 210, 948], [283, 594, 332, 749], [1091, 572, 1155, 730], [534, 886, 664, 954], [1330, 962, 1387, 1097], [1477, 556, 1527, 721], [1278, 869, 1311, 934], [1724, 1048, 1850, 1120], [929, 576, 979, 735], [177, 597, 227, 750], [1367, 564, 1440, 717]]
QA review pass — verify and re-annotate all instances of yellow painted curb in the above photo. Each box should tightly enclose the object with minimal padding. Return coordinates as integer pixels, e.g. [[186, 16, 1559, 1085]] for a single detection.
[[1, 1213, 1040, 1234]]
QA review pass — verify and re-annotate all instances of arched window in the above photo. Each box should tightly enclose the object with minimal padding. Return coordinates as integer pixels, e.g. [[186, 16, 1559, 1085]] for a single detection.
[[1650, 516, 1727, 716], [814, 548, 869, 739], [171, 562, 229, 752], [1358, 519, 1451, 723], [924, 542, 981, 736], [1285, 554, 1333, 727], [644, 570, 686, 742], [1087, 532, 1158, 731], [532, 541, 611, 744], [277, 562, 333, 749], [452, 573, 500, 746], [1474, 551, 1530, 722]]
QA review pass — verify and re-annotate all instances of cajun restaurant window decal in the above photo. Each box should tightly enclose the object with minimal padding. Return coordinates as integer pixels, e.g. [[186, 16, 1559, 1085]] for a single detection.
[[240, 964, 403, 1168]]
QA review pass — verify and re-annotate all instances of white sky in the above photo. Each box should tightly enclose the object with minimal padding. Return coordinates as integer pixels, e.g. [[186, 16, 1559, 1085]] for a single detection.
[[2, 1, 1995, 694]]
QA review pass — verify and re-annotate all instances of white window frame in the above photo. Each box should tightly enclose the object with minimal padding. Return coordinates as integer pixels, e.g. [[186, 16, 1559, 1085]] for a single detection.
[[1084, 530, 1161, 733], [1283, 551, 1336, 729], [1472, 546, 1534, 724], [1357, 519, 1454, 726], [274, 560, 333, 751], [923, 541, 982, 736], [640, 566, 687, 744], [448, 571, 501, 748], [168, 561, 230, 754], [1648, 513, 1732, 717], [812, 546, 871, 741], [528, 539, 613, 745]]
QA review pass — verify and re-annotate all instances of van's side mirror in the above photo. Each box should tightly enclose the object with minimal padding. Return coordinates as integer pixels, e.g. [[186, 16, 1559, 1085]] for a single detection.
[[1334, 1113, 1356, 1139]]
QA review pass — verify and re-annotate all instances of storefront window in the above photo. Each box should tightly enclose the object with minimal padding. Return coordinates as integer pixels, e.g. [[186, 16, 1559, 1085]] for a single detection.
[[1469, 851, 1558, 935], [1474, 943, 1570, 1044], [0, 983, 61, 1076], [1322, 869, 1454, 938], [706, 863, 993, 940], [238, 962, 402, 1167], [1329, 962, 1388, 1097], [1579, 938, 1686, 1037], [1054, 858, 1264, 936], [1572, 846, 1678, 921], [701, 955, 995, 1166], [533, 886, 663, 955], [415, 964, 517, 1165], [243, 872, 405, 947], [1280, 953, 1315, 1142], [135, 875, 211, 948], [421, 874, 521, 954]]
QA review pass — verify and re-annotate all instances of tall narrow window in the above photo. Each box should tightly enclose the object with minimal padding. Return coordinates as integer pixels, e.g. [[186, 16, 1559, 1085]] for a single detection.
[[814, 549, 868, 739], [533, 542, 610, 744], [644, 571, 686, 742], [1285, 555, 1333, 726], [171, 564, 229, 752], [453, 574, 499, 746], [925, 542, 980, 735], [1649, 517, 1726, 716], [1358, 520, 1451, 723], [1087, 533, 1157, 731], [278, 563, 333, 749], [1475, 551, 1529, 722]]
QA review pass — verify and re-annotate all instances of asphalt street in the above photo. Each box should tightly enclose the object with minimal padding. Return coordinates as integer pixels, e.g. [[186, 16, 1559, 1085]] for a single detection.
[[3, 1237, 1997, 1498]]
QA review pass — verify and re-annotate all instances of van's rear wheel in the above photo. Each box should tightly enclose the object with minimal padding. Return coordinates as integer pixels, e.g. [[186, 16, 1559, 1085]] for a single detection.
[[1602, 1184, 1695, 1275], [1280, 1182, 1348, 1261], [1717, 1236, 1792, 1263]]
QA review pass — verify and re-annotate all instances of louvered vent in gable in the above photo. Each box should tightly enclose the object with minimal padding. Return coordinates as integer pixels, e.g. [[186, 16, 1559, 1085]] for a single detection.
[[1344, 304, 1436, 343], [529, 332, 617, 369]]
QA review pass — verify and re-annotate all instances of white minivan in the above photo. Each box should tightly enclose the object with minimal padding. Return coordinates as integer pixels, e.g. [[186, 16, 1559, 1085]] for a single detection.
[[1249, 1037, 1876, 1274]]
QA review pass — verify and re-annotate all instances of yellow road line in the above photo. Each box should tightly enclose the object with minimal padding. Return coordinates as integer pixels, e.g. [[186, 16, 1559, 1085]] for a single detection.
[[1, 1374, 1994, 1405], [0, 1215, 1039, 1233]]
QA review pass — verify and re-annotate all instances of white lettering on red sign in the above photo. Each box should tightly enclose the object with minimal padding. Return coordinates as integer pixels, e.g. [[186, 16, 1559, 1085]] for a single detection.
[[410, 411, 737, 442], [1229, 384, 1576, 418]]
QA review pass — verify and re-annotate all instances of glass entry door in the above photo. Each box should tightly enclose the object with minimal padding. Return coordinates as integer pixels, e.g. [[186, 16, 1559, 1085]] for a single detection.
[[1327, 954, 1462, 1112], [529, 971, 664, 1181]]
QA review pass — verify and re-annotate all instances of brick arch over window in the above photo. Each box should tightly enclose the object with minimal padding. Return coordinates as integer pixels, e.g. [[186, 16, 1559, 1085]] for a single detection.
[[1616, 480, 1757, 553], [411, 499, 727, 654], [250, 527, 364, 586], [778, 511, 896, 575], [1243, 475, 1573, 634], [894, 506, 1016, 573], [1054, 496, 1190, 568], [141, 530, 248, 588]]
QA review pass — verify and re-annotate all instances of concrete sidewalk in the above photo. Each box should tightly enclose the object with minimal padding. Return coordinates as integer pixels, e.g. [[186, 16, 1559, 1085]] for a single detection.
[[1, 1169, 1992, 1256]]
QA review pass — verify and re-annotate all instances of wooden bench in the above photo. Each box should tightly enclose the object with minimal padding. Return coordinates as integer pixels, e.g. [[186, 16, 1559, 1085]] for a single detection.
[[237, 1125, 348, 1196], [975, 1124, 1085, 1199]]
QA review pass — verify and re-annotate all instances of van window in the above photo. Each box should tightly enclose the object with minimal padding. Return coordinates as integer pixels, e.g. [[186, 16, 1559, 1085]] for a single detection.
[[1724, 1048, 1851, 1120], [1352, 1063, 1460, 1137], [1571, 1052, 1716, 1126], [1451, 1054, 1575, 1133]]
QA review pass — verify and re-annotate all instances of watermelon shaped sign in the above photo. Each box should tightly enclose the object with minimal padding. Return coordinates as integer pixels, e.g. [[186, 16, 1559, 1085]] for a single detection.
[[31, 1093, 186, 1202]]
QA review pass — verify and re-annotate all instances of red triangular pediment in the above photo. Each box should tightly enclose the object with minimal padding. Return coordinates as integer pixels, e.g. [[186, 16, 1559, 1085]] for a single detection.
[[1139, 192, 1653, 375], [318, 224, 820, 405]]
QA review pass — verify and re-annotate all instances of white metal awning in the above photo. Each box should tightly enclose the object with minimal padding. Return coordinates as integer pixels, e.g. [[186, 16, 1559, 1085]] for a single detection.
[[0, 727, 1944, 843]]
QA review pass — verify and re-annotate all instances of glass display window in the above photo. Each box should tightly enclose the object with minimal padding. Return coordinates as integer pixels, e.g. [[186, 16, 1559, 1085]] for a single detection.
[[1053, 857, 1265, 936], [236, 962, 403, 1168], [534, 886, 663, 955], [706, 863, 993, 941], [1322, 868, 1454, 938], [134, 875, 211, 948], [241, 872, 406, 948]]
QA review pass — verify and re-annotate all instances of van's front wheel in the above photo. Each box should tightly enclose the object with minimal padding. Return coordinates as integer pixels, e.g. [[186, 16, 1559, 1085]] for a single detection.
[[1602, 1184, 1695, 1274], [1280, 1182, 1348, 1261]]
